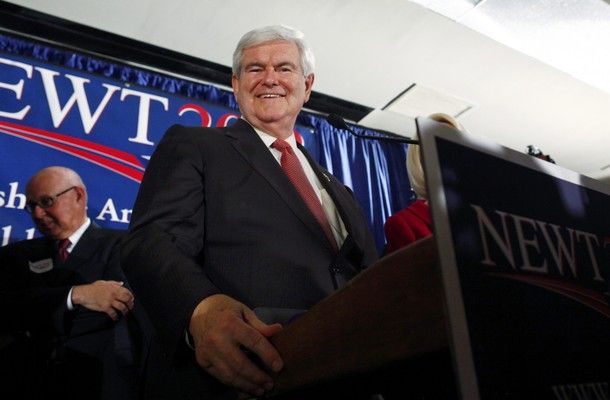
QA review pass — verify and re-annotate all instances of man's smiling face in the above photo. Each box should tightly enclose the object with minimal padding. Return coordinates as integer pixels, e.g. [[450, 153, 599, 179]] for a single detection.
[[232, 40, 314, 138]]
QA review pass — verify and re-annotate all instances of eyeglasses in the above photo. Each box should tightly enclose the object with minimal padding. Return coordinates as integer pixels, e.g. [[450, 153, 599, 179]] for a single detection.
[[25, 186, 77, 213]]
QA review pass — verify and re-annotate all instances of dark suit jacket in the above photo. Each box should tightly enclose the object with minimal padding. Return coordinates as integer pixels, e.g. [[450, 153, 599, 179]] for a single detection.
[[383, 199, 432, 255], [122, 120, 378, 398], [0, 224, 149, 400]]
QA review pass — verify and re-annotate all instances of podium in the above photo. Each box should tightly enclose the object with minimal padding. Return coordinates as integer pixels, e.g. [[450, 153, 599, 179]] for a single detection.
[[268, 236, 451, 397], [269, 118, 610, 399]]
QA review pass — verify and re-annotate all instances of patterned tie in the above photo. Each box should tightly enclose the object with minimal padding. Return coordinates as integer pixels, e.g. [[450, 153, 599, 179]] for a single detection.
[[272, 139, 338, 252], [57, 238, 71, 262]]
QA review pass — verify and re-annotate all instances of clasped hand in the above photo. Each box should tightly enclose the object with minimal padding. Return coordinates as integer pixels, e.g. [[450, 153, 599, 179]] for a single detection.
[[70, 280, 135, 320], [189, 294, 284, 397]]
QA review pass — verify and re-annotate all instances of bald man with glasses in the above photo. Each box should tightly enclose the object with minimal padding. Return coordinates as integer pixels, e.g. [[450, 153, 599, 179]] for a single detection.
[[0, 166, 147, 400], [24, 185, 77, 213]]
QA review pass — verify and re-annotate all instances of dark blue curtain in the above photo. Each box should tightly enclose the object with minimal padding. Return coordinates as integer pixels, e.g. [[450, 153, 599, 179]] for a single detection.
[[0, 33, 414, 253]]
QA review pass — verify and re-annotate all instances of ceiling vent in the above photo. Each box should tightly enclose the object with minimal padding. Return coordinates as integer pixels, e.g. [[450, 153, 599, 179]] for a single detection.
[[382, 83, 475, 119]]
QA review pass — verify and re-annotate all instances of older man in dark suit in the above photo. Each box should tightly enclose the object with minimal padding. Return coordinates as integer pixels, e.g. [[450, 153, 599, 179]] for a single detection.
[[0, 166, 145, 400], [121, 25, 378, 399]]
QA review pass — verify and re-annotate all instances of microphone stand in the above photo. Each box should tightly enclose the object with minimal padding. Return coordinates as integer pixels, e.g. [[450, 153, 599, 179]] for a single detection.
[[326, 114, 419, 145]]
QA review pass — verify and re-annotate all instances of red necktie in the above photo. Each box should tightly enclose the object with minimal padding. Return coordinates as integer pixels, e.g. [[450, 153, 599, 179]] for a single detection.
[[272, 139, 338, 252], [57, 238, 71, 262]]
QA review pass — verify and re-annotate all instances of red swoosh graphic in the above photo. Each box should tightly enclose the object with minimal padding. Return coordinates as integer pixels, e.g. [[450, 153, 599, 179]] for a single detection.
[[0, 121, 144, 183], [487, 272, 610, 318]]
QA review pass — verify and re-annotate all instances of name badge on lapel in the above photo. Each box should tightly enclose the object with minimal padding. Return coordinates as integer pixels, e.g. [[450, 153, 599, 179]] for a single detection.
[[29, 258, 54, 273]]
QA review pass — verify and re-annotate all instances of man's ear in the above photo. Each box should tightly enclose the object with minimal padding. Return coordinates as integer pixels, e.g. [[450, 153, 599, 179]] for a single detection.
[[231, 74, 240, 94], [303, 73, 315, 103], [74, 186, 86, 202]]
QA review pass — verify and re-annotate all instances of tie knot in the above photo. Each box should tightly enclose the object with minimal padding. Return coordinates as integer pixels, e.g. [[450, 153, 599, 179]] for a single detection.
[[58, 238, 71, 252], [57, 238, 71, 262], [272, 139, 293, 154]]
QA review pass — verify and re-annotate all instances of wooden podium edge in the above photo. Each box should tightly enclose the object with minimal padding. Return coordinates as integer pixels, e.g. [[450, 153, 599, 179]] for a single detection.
[[269, 236, 448, 395]]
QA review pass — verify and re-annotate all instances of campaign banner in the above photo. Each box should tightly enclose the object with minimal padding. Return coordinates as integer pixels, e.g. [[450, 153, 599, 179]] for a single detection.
[[419, 118, 610, 399], [0, 50, 315, 245], [0, 32, 414, 253]]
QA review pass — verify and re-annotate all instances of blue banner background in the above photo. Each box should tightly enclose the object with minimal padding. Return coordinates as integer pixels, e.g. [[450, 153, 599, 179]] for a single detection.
[[0, 32, 413, 253]]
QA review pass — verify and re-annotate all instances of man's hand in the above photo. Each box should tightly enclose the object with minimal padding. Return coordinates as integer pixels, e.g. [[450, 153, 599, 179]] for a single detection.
[[71, 280, 135, 320], [189, 294, 284, 397]]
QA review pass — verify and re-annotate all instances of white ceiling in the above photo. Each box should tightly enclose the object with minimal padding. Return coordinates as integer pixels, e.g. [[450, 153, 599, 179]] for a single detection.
[[7, 0, 610, 183]]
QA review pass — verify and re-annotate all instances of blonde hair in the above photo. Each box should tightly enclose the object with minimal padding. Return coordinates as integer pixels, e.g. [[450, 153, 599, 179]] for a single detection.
[[406, 113, 466, 199]]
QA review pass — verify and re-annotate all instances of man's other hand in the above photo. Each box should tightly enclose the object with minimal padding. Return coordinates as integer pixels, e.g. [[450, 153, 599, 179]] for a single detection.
[[189, 294, 284, 397]]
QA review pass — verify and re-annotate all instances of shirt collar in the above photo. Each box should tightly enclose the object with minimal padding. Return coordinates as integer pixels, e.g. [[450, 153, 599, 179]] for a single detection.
[[66, 217, 91, 250], [243, 118, 298, 149]]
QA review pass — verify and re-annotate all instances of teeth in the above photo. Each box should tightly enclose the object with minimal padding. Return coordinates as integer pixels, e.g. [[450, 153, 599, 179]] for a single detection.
[[261, 94, 280, 98]]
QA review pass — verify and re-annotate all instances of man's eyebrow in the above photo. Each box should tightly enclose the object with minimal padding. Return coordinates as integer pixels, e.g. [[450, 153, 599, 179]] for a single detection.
[[243, 61, 299, 70], [244, 62, 263, 69], [276, 61, 298, 68]]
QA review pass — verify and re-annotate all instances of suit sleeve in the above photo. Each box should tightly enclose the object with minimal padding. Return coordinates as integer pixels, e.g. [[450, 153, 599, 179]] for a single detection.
[[0, 244, 31, 332], [121, 125, 220, 358]]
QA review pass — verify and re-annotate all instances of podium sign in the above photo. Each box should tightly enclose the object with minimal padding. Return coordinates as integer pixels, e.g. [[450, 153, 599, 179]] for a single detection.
[[418, 118, 610, 399]]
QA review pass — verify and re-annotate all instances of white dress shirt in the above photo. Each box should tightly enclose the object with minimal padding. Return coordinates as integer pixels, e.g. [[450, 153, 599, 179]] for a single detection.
[[63, 217, 91, 309]]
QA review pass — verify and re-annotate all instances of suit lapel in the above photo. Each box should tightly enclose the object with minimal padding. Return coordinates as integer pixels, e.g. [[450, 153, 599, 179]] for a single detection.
[[63, 224, 99, 273], [298, 143, 356, 236], [226, 120, 334, 250]]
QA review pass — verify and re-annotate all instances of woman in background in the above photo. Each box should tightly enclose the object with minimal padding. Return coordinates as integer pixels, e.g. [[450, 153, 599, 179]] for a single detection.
[[383, 113, 465, 255]]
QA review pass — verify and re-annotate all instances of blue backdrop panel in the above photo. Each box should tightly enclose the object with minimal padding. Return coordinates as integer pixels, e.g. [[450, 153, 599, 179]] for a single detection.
[[0, 33, 413, 252]]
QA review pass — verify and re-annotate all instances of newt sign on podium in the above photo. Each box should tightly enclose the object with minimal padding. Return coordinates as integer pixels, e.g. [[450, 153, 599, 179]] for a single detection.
[[418, 118, 610, 399]]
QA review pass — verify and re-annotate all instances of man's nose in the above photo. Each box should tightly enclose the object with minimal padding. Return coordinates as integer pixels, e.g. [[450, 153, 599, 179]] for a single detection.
[[32, 204, 46, 218], [262, 68, 278, 85]]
